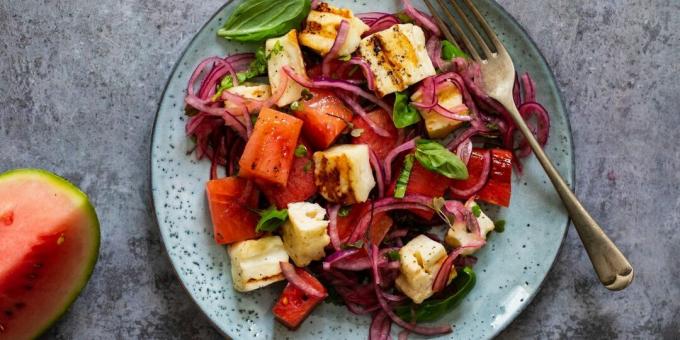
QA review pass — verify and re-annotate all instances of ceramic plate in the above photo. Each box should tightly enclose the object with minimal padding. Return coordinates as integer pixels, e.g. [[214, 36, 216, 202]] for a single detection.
[[151, 1, 574, 338]]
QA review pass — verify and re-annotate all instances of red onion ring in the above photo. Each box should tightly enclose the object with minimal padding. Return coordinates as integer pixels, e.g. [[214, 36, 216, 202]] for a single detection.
[[456, 138, 473, 165], [364, 14, 400, 36], [348, 201, 432, 243], [185, 95, 247, 138], [279, 262, 326, 298], [444, 200, 466, 223], [369, 310, 389, 340], [521, 73, 536, 103], [323, 248, 359, 270], [426, 35, 445, 70], [432, 248, 464, 293], [402, 0, 442, 37], [369, 149, 386, 197], [346, 57, 377, 91], [327, 204, 343, 251], [449, 150, 491, 197], [383, 138, 417, 186], [323, 20, 351, 77]]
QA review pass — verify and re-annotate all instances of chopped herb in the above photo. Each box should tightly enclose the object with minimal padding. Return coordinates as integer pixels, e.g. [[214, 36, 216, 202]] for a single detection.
[[213, 47, 270, 99], [290, 101, 303, 111], [394, 154, 415, 198], [350, 128, 364, 137], [255, 206, 288, 233], [338, 54, 351, 61], [486, 122, 499, 131], [251, 114, 258, 125], [344, 240, 364, 249], [303, 160, 313, 173], [268, 41, 284, 59], [494, 220, 506, 233], [441, 40, 468, 60], [395, 11, 414, 24], [294, 144, 308, 157], [338, 206, 351, 217], [386, 250, 401, 261], [392, 91, 421, 128], [471, 205, 481, 218], [301, 89, 314, 100]]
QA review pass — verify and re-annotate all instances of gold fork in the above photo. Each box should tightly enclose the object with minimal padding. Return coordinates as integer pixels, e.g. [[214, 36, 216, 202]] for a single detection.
[[424, 0, 634, 291]]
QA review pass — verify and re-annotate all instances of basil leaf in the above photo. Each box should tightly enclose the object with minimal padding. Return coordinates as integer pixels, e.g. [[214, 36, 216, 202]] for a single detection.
[[394, 154, 415, 198], [392, 91, 421, 128], [441, 40, 468, 60], [395, 267, 476, 322], [218, 0, 311, 42], [255, 206, 288, 233], [415, 139, 469, 180]]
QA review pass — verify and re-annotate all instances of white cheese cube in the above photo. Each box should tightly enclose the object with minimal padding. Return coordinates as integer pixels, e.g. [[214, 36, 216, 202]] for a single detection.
[[313, 144, 376, 204], [266, 30, 308, 107], [358, 24, 436, 97], [281, 202, 331, 267], [445, 202, 495, 256], [228, 236, 289, 292], [411, 81, 469, 138], [298, 2, 370, 56], [395, 235, 454, 304], [224, 83, 272, 115]]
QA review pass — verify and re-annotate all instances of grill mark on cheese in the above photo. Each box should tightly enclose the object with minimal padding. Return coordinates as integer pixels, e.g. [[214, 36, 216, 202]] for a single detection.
[[314, 153, 357, 204], [364, 26, 418, 96]]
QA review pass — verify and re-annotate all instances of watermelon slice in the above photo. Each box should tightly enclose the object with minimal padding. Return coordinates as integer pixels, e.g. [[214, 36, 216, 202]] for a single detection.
[[0, 169, 100, 339]]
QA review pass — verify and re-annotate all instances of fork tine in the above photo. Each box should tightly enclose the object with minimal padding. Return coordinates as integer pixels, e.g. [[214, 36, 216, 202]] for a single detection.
[[448, 0, 493, 58], [422, 0, 458, 47], [461, 0, 505, 53], [433, 0, 481, 62]]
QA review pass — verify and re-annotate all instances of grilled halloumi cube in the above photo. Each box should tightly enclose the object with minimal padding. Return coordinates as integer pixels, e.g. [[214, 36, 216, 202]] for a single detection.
[[313, 144, 375, 204], [228, 236, 289, 292], [411, 81, 470, 138], [298, 2, 370, 57], [281, 202, 331, 267], [395, 235, 456, 304], [358, 24, 436, 97], [266, 30, 308, 107], [224, 83, 272, 115], [445, 202, 495, 256]]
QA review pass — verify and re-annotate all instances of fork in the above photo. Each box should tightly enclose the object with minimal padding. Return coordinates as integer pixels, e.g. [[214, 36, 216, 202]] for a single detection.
[[424, 0, 634, 291]]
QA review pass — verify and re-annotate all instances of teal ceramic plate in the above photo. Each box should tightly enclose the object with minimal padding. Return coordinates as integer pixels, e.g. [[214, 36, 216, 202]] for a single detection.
[[151, 1, 574, 338]]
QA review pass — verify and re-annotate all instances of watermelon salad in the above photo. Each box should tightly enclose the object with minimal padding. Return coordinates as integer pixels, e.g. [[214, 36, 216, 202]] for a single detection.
[[183, 0, 550, 338]]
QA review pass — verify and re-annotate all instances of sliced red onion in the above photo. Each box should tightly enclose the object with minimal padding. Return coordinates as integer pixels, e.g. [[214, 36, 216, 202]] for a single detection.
[[262, 70, 290, 109], [513, 73, 521, 107], [311, 0, 320, 10], [185, 95, 247, 138], [519, 101, 550, 147], [370, 245, 382, 285], [521, 73, 536, 104], [456, 138, 473, 165], [381, 292, 407, 302], [370, 310, 389, 340], [432, 103, 472, 121], [283, 66, 393, 114], [402, 0, 441, 37], [387, 228, 408, 239], [465, 208, 481, 237], [357, 12, 393, 23], [426, 35, 445, 70], [369, 149, 385, 198], [383, 138, 417, 186], [398, 330, 410, 340], [339, 94, 393, 137], [279, 262, 326, 298], [347, 302, 381, 315], [327, 204, 343, 251], [323, 248, 359, 271], [449, 150, 491, 197], [346, 57, 377, 91], [444, 200, 466, 223], [446, 126, 481, 150], [432, 248, 464, 293], [411, 76, 437, 110], [348, 202, 432, 243], [187, 57, 227, 101], [365, 14, 400, 36], [323, 20, 351, 77]]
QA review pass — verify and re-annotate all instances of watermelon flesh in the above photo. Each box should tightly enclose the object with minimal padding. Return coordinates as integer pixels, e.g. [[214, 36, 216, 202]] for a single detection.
[[0, 169, 100, 339]]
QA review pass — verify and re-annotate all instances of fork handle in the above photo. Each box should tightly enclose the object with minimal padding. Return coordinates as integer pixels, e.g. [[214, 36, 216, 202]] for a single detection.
[[498, 97, 634, 291]]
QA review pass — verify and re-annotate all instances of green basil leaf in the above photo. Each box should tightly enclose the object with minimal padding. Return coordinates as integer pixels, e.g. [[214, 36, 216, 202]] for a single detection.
[[218, 0, 311, 42], [392, 91, 421, 128], [395, 267, 476, 322], [441, 40, 468, 60], [394, 154, 415, 198], [255, 206, 288, 233], [415, 139, 469, 180]]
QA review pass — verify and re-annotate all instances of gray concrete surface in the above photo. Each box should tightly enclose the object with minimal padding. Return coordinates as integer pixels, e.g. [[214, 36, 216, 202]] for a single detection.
[[0, 0, 678, 339]]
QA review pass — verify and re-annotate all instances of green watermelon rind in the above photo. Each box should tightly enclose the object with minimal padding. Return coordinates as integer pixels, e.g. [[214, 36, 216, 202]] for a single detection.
[[0, 168, 101, 339]]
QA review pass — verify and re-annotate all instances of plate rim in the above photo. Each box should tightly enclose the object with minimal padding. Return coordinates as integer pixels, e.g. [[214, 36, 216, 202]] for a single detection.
[[149, 0, 575, 338]]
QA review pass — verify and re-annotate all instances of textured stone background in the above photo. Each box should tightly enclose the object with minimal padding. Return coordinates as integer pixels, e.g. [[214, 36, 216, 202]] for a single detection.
[[1, 0, 678, 339]]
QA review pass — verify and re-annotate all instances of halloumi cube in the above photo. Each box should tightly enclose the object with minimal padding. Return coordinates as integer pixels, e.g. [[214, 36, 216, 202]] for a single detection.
[[298, 2, 370, 57], [281, 202, 331, 266], [395, 235, 455, 304], [358, 24, 436, 97], [228, 236, 289, 292], [224, 83, 272, 115], [313, 144, 375, 204], [266, 30, 308, 107], [411, 81, 470, 138], [445, 202, 495, 256]]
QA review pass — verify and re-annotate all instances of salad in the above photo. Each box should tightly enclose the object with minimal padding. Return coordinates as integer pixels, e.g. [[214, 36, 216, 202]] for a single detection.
[[183, 0, 550, 338]]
